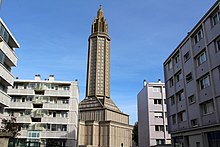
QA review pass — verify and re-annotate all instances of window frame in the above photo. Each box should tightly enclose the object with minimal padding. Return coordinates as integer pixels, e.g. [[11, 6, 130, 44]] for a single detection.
[[186, 72, 193, 83], [197, 51, 207, 66], [202, 100, 214, 115], [193, 28, 204, 44], [212, 10, 220, 26], [199, 75, 210, 90], [188, 95, 196, 104]]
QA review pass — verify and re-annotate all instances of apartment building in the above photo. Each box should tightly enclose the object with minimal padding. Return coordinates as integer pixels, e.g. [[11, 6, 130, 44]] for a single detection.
[[0, 18, 19, 121], [164, 1, 220, 147], [6, 75, 79, 147], [137, 80, 171, 147]]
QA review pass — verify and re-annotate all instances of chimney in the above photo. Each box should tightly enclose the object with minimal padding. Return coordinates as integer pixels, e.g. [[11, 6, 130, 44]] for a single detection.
[[49, 75, 54, 81], [143, 80, 147, 87], [35, 74, 41, 81], [158, 79, 161, 83]]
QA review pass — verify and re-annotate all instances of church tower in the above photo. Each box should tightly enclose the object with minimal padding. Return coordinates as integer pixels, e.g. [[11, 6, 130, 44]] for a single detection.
[[86, 5, 110, 99], [78, 6, 132, 147]]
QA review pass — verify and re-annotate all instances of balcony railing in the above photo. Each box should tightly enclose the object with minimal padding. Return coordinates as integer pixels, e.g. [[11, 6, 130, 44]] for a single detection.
[[16, 116, 31, 123], [0, 40, 18, 66], [9, 101, 32, 109], [7, 88, 34, 95], [43, 103, 69, 110], [41, 117, 68, 124], [0, 90, 10, 106], [40, 131, 68, 138], [45, 90, 70, 97], [0, 63, 14, 86]]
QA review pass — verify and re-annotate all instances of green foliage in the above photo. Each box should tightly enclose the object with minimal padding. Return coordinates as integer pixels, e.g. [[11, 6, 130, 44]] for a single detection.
[[132, 121, 138, 146], [0, 117, 21, 138]]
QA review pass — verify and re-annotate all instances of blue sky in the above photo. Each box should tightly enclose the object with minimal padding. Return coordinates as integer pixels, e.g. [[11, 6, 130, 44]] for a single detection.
[[0, 0, 217, 124]]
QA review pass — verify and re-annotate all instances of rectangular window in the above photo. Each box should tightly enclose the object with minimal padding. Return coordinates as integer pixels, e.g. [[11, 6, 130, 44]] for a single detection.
[[188, 95, 196, 104], [177, 111, 186, 122], [176, 90, 184, 102], [168, 60, 172, 70], [155, 125, 164, 132], [212, 10, 220, 26], [175, 70, 183, 82], [154, 112, 163, 118], [202, 100, 214, 115], [171, 96, 175, 105], [154, 99, 162, 105], [216, 38, 220, 52], [156, 139, 165, 145], [186, 72, 193, 83], [199, 75, 210, 90], [0, 49, 5, 64], [194, 29, 203, 44], [169, 77, 174, 87], [197, 51, 207, 66], [153, 86, 161, 92], [184, 51, 190, 62], [191, 119, 198, 127], [174, 53, 180, 64], [172, 114, 176, 124]]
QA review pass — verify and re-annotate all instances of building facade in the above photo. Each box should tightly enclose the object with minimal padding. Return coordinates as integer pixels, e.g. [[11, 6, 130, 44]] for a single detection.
[[6, 75, 79, 147], [164, 1, 220, 147], [78, 6, 132, 147], [0, 18, 19, 123], [138, 80, 171, 147]]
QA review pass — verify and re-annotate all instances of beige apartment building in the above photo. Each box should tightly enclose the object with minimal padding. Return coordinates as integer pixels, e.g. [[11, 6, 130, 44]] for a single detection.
[[164, 1, 220, 147], [0, 18, 19, 123], [5, 75, 79, 147], [138, 80, 171, 147], [78, 6, 132, 147]]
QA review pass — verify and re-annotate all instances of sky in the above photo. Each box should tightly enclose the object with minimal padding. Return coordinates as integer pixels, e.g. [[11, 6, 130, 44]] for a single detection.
[[0, 0, 217, 124]]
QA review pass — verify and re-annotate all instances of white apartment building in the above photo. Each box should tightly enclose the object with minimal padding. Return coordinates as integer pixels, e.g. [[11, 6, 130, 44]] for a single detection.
[[138, 80, 171, 147], [6, 75, 79, 147], [0, 18, 19, 121]]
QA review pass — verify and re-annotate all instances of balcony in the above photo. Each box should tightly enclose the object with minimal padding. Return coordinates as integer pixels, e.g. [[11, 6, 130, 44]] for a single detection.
[[16, 116, 31, 123], [40, 131, 68, 138], [32, 96, 49, 104], [9, 101, 32, 109], [7, 88, 34, 95], [0, 63, 14, 86], [45, 90, 70, 97], [0, 40, 17, 66], [43, 103, 69, 110], [17, 130, 28, 138], [41, 117, 68, 124], [31, 109, 48, 118], [0, 90, 10, 106]]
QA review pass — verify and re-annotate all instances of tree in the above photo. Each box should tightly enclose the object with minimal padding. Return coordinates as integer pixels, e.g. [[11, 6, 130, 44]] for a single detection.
[[0, 116, 21, 138], [132, 122, 138, 146]]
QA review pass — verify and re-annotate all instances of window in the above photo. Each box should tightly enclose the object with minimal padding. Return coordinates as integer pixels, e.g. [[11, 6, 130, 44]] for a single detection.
[[197, 51, 207, 66], [61, 112, 68, 118], [156, 139, 165, 145], [212, 10, 220, 26], [171, 96, 175, 105], [172, 114, 176, 124], [153, 86, 161, 92], [62, 125, 67, 131], [186, 72, 193, 83], [184, 51, 190, 62], [174, 53, 180, 64], [0, 49, 5, 64], [168, 60, 172, 70], [62, 99, 69, 104], [188, 95, 196, 104], [216, 38, 220, 52], [177, 111, 186, 122], [176, 90, 184, 102], [191, 119, 198, 127], [169, 77, 174, 87], [154, 112, 163, 118], [194, 29, 203, 44], [202, 100, 214, 115], [199, 75, 210, 90], [154, 99, 162, 105], [155, 125, 164, 131], [28, 131, 40, 138], [175, 70, 183, 82]]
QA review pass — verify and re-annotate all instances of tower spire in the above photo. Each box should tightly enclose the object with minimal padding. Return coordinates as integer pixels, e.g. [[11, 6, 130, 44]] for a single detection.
[[97, 5, 104, 18]]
